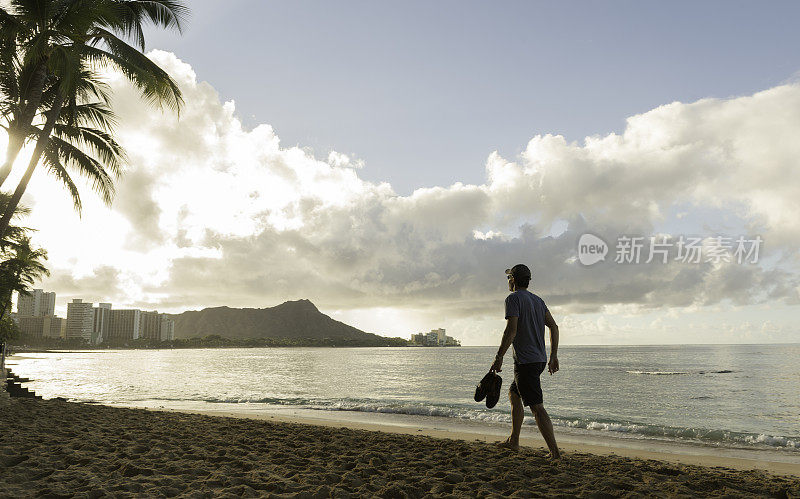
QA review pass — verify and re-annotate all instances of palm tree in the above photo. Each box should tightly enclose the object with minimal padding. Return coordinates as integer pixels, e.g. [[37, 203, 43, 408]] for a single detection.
[[0, 192, 45, 318], [0, 51, 125, 235], [0, 226, 48, 386], [0, 191, 30, 249], [0, 236, 49, 322], [0, 0, 186, 229]]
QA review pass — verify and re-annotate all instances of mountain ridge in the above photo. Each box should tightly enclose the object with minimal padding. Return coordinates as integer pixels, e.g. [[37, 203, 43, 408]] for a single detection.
[[168, 299, 400, 345]]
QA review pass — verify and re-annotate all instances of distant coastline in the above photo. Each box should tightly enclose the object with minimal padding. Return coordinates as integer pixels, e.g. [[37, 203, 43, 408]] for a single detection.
[[10, 299, 414, 349], [8, 333, 409, 352]]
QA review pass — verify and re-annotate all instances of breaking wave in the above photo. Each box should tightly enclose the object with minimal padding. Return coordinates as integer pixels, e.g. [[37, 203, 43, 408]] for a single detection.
[[137, 395, 800, 452], [626, 370, 734, 375]]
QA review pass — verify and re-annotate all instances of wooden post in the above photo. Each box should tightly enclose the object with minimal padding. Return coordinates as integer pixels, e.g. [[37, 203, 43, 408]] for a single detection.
[[0, 342, 7, 406]]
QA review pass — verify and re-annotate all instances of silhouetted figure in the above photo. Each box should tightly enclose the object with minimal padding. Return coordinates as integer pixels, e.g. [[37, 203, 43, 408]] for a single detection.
[[490, 264, 561, 459]]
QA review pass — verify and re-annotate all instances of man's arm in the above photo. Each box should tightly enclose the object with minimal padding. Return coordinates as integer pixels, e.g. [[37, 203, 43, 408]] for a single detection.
[[545, 309, 559, 374], [490, 317, 518, 372]]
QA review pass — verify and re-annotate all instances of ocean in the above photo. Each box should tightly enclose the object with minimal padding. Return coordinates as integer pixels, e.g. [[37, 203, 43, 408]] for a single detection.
[[8, 344, 800, 458]]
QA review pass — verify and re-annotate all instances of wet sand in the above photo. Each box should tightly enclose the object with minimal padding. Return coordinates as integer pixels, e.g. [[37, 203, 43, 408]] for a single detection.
[[1, 399, 798, 498]]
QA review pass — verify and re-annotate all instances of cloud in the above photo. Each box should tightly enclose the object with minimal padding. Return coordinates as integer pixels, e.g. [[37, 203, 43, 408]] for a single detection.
[[113, 168, 165, 248], [44, 265, 123, 304], [10, 50, 799, 342]]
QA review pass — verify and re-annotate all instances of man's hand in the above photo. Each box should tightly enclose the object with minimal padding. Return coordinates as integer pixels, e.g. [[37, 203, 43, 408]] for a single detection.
[[548, 355, 559, 375], [491, 354, 503, 373]]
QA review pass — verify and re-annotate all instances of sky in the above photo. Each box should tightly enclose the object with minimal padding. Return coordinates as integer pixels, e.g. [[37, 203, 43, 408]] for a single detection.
[[4, 1, 800, 345], [138, 1, 800, 194]]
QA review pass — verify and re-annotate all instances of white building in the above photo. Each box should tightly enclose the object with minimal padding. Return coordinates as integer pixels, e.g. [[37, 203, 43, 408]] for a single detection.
[[106, 309, 141, 342], [66, 299, 94, 342], [159, 315, 175, 341], [425, 331, 439, 346], [416, 328, 460, 346], [138, 311, 161, 341], [17, 289, 56, 317], [18, 316, 65, 339], [46, 316, 67, 339], [92, 303, 112, 345]]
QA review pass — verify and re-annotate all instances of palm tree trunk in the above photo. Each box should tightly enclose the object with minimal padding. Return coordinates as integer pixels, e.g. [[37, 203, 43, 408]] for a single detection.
[[0, 289, 10, 322], [0, 295, 7, 401], [0, 92, 64, 240], [0, 341, 7, 407], [0, 135, 26, 187], [0, 61, 49, 189]]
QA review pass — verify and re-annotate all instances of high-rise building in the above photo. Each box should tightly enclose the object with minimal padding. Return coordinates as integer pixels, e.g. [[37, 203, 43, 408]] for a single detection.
[[18, 316, 46, 339], [17, 289, 56, 317], [47, 316, 66, 339], [92, 303, 111, 345], [159, 314, 175, 341], [106, 309, 141, 342], [138, 311, 161, 340], [66, 299, 94, 341], [18, 315, 66, 339]]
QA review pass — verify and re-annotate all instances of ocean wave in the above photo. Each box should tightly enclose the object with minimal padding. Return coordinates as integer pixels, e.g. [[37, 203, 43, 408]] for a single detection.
[[146, 395, 799, 451], [197, 396, 515, 423], [626, 371, 688, 375], [562, 418, 799, 450], [626, 370, 734, 376], [744, 434, 800, 448]]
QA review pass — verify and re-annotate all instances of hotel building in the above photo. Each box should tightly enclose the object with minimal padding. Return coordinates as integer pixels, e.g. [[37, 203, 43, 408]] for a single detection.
[[138, 311, 162, 341], [17, 316, 66, 339], [92, 303, 112, 345], [66, 299, 94, 341], [16, 289, 56, 317], [106, 309, 141, 342]]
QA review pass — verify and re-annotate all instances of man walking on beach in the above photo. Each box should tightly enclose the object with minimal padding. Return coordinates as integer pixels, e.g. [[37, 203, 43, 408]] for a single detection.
[[491, 264, 560, 459]]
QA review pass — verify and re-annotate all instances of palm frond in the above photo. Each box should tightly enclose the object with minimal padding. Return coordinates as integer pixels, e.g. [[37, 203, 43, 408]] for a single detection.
[[51, 123, 126, 176], [0, 235, 50, 292], [85, 29, 183, 112], [0, 192, 31, 219], [47, 134, 116, 205], [55, 101, 118, 130], [42, 141, 83, 213], [111, 1, 187, 46], [39, 67, 113, 111]]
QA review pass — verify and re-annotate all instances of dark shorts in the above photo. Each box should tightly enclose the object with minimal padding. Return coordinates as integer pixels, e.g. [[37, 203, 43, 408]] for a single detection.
[[509, 362, 546, 407]]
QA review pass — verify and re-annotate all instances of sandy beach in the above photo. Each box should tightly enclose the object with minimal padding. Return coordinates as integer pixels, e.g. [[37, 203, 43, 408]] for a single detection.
[[1, 399, 798, 498]]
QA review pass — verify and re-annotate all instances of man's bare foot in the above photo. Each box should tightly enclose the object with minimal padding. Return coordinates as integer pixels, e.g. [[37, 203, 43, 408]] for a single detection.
[[496, 437, 519, 451], [547, 451, 561, 461]]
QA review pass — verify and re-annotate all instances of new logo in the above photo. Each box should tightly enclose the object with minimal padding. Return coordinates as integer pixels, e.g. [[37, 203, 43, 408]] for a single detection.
[[577, 233, 608, 266]]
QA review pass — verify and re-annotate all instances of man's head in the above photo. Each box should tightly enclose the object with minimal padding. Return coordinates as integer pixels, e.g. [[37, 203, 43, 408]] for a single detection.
[[505, 264, 532, 291]]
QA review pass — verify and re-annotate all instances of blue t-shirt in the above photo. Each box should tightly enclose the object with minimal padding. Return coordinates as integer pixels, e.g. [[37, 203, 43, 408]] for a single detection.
[[504, 290, 549, 364]]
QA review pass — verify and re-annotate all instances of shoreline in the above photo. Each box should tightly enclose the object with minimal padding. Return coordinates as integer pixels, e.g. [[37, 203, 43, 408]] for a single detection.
[[8, 350, 800, 483], [149, 404, 800, 478], [1, 398, 799, 497], [8, 349, 800, 477]]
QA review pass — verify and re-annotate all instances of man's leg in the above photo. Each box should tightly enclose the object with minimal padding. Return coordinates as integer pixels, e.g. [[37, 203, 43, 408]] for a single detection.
[[498, 387, 524, 450], [531, 403, 560, 459], [504, 389, 524, 449]]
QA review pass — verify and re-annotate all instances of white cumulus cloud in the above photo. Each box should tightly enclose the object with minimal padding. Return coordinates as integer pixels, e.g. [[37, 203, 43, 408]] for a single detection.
[[6, 50, 798, 344]]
